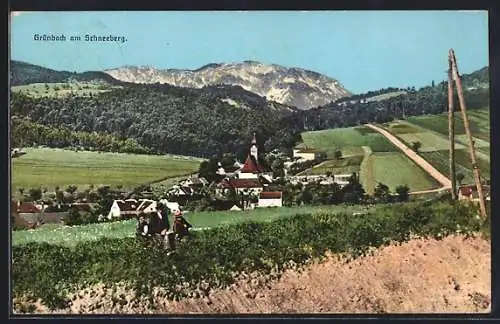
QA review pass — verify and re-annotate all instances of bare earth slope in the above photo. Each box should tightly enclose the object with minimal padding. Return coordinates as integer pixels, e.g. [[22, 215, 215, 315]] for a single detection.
[[24, 234, 490, 314]]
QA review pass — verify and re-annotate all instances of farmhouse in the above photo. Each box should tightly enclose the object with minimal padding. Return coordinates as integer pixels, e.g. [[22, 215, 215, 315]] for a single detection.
[[293, 147, 325, 161], [107, 198, 157, 220], [11, 200, 71, 228], [458, 184, 491, 202], [258, 191, 283, 208]]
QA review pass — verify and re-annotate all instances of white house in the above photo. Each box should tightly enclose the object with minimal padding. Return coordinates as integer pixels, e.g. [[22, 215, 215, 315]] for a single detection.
[[258, 191, 283, 208], [293, 147, 324, 161], [159, 199, 181, 213], [107, 199, 157, 220], [333, 174, 352, 186], [168, 185, 194, 197]]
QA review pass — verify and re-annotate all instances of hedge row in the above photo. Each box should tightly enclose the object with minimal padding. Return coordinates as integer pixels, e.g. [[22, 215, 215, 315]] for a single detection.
[[12, 200, 485, 310]]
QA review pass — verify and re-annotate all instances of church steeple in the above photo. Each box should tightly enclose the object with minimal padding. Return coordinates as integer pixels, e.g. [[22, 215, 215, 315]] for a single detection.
[[250, 132, 258, 161]]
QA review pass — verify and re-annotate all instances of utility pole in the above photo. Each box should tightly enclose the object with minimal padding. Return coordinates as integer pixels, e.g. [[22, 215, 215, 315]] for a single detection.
[[447, 53, 457, 200], [449, 49, 487, 218]]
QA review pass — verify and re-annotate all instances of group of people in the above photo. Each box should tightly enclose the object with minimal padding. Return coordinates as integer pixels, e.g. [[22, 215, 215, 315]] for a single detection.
[[135, 202, 193, 247]]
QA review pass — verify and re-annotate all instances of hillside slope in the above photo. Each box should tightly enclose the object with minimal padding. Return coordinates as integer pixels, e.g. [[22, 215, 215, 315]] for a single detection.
[[10, 60, 123, 86], [105, 61, 351, 110], [10, 82, 299, 157], [22, 234, 490, 314]]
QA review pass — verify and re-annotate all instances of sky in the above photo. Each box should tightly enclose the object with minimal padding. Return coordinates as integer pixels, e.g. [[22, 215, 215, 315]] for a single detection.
[[10, 11, 488, 93]]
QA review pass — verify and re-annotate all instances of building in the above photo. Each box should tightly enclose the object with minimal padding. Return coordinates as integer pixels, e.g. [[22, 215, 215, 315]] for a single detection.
[[235, 133, 264, 179], [107, 199, 157, 220], [293, 147, 325, 161], [258, 191, 283, 208], [458, 184, 491, 202], [216, 178, 264, 196], [159, 199, 181, 213]]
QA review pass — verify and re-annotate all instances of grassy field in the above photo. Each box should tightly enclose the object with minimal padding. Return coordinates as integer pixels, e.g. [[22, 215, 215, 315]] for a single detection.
[[368, 152, 440, 192], [406, 108, 490, 141], [12, 204, 378, 247], [300, 126, 399, 158], [298, 155, 363, 176], [11, 148, 201, 193], [420, 149, 491, 184], [384, 109, 490, 185], [11, 82, 121, 98]]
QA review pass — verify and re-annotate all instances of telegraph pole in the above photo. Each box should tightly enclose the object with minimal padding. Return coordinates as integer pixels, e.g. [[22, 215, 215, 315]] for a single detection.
[[447, 53, 457, 200], [449, 49, 487, 218]]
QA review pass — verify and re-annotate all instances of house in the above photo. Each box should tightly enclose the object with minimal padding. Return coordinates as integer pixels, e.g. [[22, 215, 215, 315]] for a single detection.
[[333, 174, 352, 186], [159, 199, 181, 213], [293, 147, 325, 161], [229, 205, 242, 211], [257, 191, 283, 208], [458, 184, 491, 202], [38, 212, 67, 225], [15, 201, 41, 213], [107, 199, 157, 220], [168, 185, 194, 197], [179, 176, 208, 188], [216, 178, 264, 196]]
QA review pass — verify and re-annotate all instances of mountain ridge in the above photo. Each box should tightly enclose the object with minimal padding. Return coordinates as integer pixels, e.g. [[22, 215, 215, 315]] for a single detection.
[[104, 60, 351, 110]]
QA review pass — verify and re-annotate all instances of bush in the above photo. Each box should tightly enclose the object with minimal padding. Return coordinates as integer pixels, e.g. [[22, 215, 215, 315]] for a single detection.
[[12, 200, 484, 310]]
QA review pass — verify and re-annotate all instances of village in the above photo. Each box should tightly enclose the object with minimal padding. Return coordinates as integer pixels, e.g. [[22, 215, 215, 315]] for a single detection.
[[11, 131, 487, 230]]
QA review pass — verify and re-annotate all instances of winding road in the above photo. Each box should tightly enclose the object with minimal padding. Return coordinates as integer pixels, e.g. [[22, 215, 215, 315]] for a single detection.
[[365, 123, 451, 195]]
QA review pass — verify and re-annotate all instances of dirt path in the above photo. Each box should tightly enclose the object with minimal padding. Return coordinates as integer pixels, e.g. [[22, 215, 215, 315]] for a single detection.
[[365, 124, 451, 193], [359, 146, 374, 195]]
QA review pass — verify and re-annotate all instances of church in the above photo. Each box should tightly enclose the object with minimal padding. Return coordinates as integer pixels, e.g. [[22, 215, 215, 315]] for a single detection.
[[234, 132, 263, 179], [215, 133, 272, 195]]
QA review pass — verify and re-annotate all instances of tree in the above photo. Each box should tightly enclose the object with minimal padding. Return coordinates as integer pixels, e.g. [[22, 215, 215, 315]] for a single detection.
[[66, 185, 78, 195], [395, 185, 410, 202], [374, 182, 391, 203], [456, 173, 465, 186], [411, 141, 422, 153], [28, 188, 42, 202], [301, 189, 313, 205], [334, 150, 342, 160], [271, 158, 285, 178], [18, 188, 25, 197], [342, 172, 365, 203], [55, 190, 64, 204]]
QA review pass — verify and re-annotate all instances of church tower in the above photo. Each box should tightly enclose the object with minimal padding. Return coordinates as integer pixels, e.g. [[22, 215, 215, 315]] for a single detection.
[[250, 132, 258, 162]]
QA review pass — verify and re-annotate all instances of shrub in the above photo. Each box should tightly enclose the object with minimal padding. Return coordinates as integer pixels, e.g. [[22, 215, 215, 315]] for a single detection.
[[12, 200, 484, 311]]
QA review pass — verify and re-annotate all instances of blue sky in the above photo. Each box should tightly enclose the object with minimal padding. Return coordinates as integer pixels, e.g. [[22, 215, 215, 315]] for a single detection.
[[10, 11, 488, 93]]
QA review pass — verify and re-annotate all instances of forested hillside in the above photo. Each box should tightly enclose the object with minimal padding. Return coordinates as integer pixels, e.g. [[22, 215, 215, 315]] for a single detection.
[[287, 69, 489, 131], [10, 61, 488, 158], [10, 83, 299, 158]]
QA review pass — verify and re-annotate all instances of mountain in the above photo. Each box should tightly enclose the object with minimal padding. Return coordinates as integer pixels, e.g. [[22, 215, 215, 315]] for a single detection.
[[10, 60, 123, 86], [104, 61, 351, 110]]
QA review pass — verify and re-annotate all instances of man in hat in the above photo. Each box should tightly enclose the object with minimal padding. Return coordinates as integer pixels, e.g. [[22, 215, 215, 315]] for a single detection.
[[172, 209, 192, 241]]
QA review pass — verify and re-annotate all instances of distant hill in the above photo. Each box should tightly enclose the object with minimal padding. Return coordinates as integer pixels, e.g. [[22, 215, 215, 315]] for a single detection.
[[10, 60, 123, 86], [105, 61, 351, 110], [10, 79, 300, 158]]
